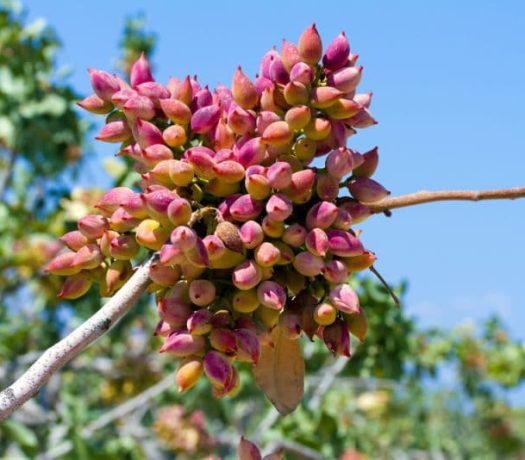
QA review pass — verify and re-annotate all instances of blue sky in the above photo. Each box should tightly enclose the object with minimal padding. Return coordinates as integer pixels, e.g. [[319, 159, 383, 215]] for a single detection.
[[22, 1, 525, 339]]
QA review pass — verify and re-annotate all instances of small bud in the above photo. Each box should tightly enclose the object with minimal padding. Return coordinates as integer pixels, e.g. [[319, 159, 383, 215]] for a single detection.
[[176, 358, 203, 392], [329, 284, 360, 314], [190, 104, 221, 134], [209, 328, 237, 355], [88, 68, 120, 101], [298, 23, 323, 65], [292, 252, 324, 277], [232, 288, 260, 313], [289, 62, 314, 85], [232, 66, 258, 109], [77, 94, 113, 114], [232, 259, 263, 290], [348, 177, 390, 203], [187, 309, 213, 335], [265, 194, 293, 222], [203, 351, 234, 390], [58, 273, 93, 299], [305, 228, 329, 257], [166, 198, 192, 226], [306, 201, 338, 229], [160, 331, 206, 357], [135, 219, 170, 251], [130, 53, 154, 87], [323, 32, 350, 71], [257, 280, 286, 310], [314, 302, 337, 326], [95, 120, 131, 143], [282, 223, 307, 247], [239, 220, 264, 249]]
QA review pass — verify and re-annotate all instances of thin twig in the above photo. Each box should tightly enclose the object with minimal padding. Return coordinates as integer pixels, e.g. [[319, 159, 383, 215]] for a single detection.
[[0, 256, 155, 421], [367, 186, 525, 213], [369, 265, 400, 307]]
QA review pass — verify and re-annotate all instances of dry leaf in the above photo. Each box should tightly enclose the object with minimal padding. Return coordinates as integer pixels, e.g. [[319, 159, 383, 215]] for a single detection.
[[253, 325, 305, 415]]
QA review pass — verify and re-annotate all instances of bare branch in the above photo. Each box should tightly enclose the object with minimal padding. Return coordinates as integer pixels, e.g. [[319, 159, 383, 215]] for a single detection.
[[0, 256, 155, 421], [367, 186, 525, 213]]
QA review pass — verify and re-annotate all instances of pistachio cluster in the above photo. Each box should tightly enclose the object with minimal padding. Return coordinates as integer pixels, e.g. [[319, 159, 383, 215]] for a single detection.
[[46, 24, 389, 397]]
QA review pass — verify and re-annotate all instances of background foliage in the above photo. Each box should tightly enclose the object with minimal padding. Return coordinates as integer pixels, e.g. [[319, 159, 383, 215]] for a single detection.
[[1, 2, 524, 458]]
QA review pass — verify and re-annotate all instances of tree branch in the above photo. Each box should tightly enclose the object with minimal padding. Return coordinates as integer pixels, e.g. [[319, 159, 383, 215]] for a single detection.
[[367, 186, 525, 213], [0, 256, 155, 421]]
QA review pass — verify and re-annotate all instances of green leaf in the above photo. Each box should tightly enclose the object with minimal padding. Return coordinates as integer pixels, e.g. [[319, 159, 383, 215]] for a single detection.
[[2, 419, 38, 448]]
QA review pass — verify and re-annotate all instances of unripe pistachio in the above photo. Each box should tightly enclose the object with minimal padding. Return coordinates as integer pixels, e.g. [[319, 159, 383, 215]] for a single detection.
[[109, 208, 140, 232], [340, 199, 371, 224], [190, 104, 221, 134], [326, 147, 355, 178], [186, 147, 216, 180], [323, 32, 350, 71], [327, 66, 363, 93], [58, 273, 93, 299], [260, 86, 283, 114], [165, 198, 191, 227], [109, 234, 140, 260], [230, 66, 257, 108], [272, 241, 294, 265], [298, 23, 323, 65], [171, 75, 193, 105], [304, 117, 332, 141], [159, 243, 186, 266], [130, 52, 154, 87], [184, 238, 210, 268], [135, 219, 170, 251], [245, 173, 271, 200], [229, 194, 263, 222], [162, 124, 187, 148], [142, 144, 174, 166], [123, 95, 155, 120], [210, 248, 246, 270], [189, 279, 216, 306], [279, 309, 303, 340], [353, 146, 379, 178], [310, 86, 343, 109], [280, 227, 306, 253], [268, 55, 289, 85], [324, 259, 349, 284], [327, 229, 364, 257], [160, 98, 192, 125], [191, 85, 213, 110], [285, 267, 306, 294], [281, 39, 301, 72], [332, 208, 352, 231], [227, 104, 255, 135], [168, 159, 194, 187], [256, 305, 280, 328], [283, 81, 309, 105], [235, 328, 260, 364], [285, 105, 311, 131], [353, 92, 373, 108], [293, 137, 316, 162], [292, 252, 324, 277], [341, 250, 377, 272], [232, 288, 260, 313], [265, 194, 293, 221], [316, 173, 339, 201], [322, 318, 351, 357], [306, 201, 338, 229], [165, 280, 191, 303], [209, 328, 238, 355], [261, 216, 285, 238], [104, 260, 132, 295], [324, 98, 361, 119], [88, 68, 120, 101], [160, 331, 206, 357], [212, 160, 245, 184], [187, 309, 213, 335], [289, 62, 314, 85], [59, 231, 89, 251], [314, 302, 337, 326], [176, 358, 203, 392], [95, 120, 131, 143], [95, 187, 135, 217], [266, 161, 292, 190], [236, 137, 266, 167], [142, 189, 176, 224], [262, 121, 293, 147], [133, 119, 164, 148], [73, 244, 104, 270], [203, 351, 234, 390], [77, 94, 113, 114], [284, 168, 316, 199], [329, 283, 360, 314], [348, 177, 390, 203], [239, 220, 264, 249], [305, 228, 329, 257], [254, 242, 281, 267], [111, 87, 136, 109], [232, 259, 262, 290], [99, 230, 119, 257]]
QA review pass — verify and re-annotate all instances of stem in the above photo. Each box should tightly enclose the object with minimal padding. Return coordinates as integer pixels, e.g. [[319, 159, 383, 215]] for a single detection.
[[0, 256, 155, 421], [367, 186, 525, 213]]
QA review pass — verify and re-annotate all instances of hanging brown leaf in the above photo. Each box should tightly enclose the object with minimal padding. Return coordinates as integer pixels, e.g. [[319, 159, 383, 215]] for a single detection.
[[253, 325, 305, 415]]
